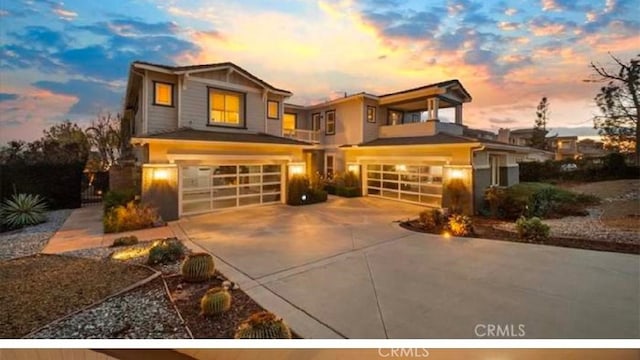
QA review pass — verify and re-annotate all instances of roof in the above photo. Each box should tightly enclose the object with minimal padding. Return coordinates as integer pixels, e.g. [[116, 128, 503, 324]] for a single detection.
[[132, 128, 312, 146], [132, 61, 292, 95], [379, 79, 471, 100], [354, 132, 529, 150]]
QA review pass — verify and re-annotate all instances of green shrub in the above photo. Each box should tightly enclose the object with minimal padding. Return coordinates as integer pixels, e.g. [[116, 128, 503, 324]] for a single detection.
[[484, 186, 507, 217], [515, 216, 550, 242], [343, 171, 360, 188], [324, 183, 336, 195], [0, 193, 48, 229], [418, 209, 447, 232], [103, 188, 136, 211], [309, 188, 328, 203], [234, 311, 292, 339], [181, 252, 216, 282], [147, 238, 185, 265], [335, 186, 360, 197], [200, 287, 231, 316], [448, 214, 473, 237], [287, 175, 310, 205], [103, 201, 159, 233], [445, 178, 470, 214], [111, 235, 138, 247]]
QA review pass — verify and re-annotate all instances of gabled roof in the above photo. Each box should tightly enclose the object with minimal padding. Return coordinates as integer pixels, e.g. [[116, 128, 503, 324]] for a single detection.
[[132, 128, 312, 146], [379, 79, 472, 101], [132, 61, 292, 95]]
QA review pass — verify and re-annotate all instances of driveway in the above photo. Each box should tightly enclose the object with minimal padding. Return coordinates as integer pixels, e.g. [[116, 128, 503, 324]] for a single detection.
[[178, 197, 640, 339]]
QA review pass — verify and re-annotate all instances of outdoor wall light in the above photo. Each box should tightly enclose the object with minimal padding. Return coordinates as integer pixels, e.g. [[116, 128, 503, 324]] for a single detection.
[[287, 162, 306, 178], [450, 169, 464, 179], [347, 163, 360, 174], [153, 169, 169, 181]]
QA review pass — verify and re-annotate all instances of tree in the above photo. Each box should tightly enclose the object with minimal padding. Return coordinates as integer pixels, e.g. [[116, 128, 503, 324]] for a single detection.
[[530, 97, 549, 150], [588, 53, 639, 165], [85, 112, 122, 171]]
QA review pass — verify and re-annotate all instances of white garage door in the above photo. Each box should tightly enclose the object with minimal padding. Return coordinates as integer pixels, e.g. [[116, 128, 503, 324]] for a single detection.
[[366, 164, 443, 207], [180, 164, 282, 215]]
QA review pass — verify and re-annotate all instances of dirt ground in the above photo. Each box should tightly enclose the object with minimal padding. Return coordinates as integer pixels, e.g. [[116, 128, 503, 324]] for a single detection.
[[561, 179, 640, 231], [0, 254, 153, 338]]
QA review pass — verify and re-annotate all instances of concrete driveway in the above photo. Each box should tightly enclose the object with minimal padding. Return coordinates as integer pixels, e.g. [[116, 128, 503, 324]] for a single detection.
[[178, 197, 639, 339]]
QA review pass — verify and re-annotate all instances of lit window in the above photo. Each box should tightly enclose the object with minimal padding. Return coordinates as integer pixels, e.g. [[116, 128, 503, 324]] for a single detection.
[[388, 110, 403, 125], [154, 82, 173, 106], [267, 100, 279, 119], [326, 155, 335, 178], [367, 106, 376, 123], [325, 110, 336, 135], [209, 89, 243, 126], [283, 113, 296, 132]]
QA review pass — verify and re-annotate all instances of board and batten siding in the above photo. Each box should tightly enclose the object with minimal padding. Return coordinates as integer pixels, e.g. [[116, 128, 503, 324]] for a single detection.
[[146, 72, 178, 134]]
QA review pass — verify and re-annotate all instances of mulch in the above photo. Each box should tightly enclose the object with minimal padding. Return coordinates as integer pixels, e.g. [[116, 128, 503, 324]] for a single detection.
[[400, 218, 640, 255], [0, 254, 154, 338], [164, 272, 266, 339]]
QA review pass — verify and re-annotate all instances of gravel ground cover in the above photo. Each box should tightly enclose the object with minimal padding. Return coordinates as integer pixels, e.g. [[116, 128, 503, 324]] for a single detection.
[[0, 209, 72, 261], [0, 254, 153, 338], [28, 278, 190, 339]]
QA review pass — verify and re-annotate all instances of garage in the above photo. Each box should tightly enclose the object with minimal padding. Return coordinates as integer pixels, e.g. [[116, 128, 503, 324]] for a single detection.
[[365, 163, 443, 207], [180, 164, 282, 215]]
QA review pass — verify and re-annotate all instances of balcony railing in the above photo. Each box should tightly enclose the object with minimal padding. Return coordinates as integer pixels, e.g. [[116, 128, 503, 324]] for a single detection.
[[283, 129, 321, 143]]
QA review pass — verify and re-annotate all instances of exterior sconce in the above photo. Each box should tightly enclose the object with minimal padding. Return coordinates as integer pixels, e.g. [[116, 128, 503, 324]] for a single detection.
[[450, 169, 464, 180], [153, 168, 169, 181], [347, 163, 360, 175], [287, 162, 306, 178]]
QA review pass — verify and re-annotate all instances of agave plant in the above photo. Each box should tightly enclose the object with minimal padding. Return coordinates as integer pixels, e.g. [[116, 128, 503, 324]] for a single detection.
[[0, 193, 48, 229]]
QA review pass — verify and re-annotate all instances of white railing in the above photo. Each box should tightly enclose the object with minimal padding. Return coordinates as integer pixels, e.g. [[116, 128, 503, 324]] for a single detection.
[[283, 129, 321, 143]]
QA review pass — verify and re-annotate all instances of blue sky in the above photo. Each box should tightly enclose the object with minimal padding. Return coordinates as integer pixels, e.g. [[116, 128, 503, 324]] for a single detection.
[[1, 0, 638, 143]]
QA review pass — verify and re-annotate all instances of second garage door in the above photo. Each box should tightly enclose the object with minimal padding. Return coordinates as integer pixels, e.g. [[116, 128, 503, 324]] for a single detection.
[[366, 164, 443, 207], [180, 164, 282, 216]]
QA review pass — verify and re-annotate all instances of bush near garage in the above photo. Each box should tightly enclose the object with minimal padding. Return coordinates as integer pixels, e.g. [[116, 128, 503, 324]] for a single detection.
[[324, 171, 361, 198], [286, 175, 328, 206], [103, 188, 137, 212], [103, 201, 162, 233]]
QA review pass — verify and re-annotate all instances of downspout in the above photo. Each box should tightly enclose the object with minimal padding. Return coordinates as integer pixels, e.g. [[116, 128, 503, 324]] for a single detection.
[[263, 89, 269, 134]]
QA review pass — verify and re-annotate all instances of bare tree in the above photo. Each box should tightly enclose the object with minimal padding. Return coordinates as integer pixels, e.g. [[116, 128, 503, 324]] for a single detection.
[[587, 53, 639, 165], [85, 112, 122, 171]]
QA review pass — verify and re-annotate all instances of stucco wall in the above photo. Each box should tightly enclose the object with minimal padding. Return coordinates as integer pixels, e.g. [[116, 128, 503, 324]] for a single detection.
[[473, 168, 491, 214]]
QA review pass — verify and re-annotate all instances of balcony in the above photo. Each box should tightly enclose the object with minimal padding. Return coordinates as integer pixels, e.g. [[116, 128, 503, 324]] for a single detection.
[[283, 128, 321, 144], [378, 121, 463, 138]]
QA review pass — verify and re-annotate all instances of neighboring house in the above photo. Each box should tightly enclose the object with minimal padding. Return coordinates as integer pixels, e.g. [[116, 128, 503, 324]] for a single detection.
[[122, 61, 527, 220], [577, 138, 609, 160]]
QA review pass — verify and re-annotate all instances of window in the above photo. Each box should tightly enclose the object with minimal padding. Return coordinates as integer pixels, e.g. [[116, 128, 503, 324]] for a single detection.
[[267, 100, 279, 119], [325, 110, 336, 135], [490, 155, 501, 186], [311, 113, 321, 131], [326, 154, 335, 179], [208, 88, 243, 127], [153, 81, 174, 106], [367, 106, 376, 123], [283, 113, 296, 134], [388, 110, 403, 125], [411, 113, 420, 123]]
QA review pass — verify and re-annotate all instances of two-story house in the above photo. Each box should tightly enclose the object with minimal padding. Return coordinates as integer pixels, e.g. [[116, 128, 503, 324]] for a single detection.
[[123, 61, 527, 220]]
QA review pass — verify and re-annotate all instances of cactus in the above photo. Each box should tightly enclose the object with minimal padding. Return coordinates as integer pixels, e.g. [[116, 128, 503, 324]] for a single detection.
[[234, 311, 292, 339], [181, 252, 215, 282], [200, 287, 231, 316]]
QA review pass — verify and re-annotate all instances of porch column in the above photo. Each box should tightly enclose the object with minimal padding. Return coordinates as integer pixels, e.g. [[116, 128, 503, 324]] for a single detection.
[[455, 104, 463, 124], [427, 97, 439, 121]]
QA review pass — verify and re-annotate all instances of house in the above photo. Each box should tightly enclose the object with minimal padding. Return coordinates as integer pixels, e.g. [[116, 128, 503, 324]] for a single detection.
[[122, 61, 527, 220]]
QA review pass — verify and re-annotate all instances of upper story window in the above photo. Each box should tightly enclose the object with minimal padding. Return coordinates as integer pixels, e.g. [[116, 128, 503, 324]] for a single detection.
[[367, 106, 376, 123], [283, 113, 296, 132], [325, 110, 336, 135], [153, 81, 174, 107], [208, 87, 244, 127], [311, 113, 321, 131], [388, 110, 403, 125], [267, 100, 279, 119]]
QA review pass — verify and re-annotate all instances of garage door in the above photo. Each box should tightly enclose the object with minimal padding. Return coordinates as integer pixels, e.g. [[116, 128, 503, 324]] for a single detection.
[[180, 164, 282, 215], [366, 164, 443, 207]]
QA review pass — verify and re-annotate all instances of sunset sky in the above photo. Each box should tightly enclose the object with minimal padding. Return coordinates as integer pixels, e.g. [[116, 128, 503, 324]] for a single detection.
[[1, 0, 638, 144]]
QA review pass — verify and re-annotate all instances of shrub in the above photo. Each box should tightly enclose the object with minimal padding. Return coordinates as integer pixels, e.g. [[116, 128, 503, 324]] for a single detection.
[[515, 216, 550, 242], [234, 311, 292, 339], [103, 201, 159, 233], [484, 186, 507, 217], [445, 178, 469, 214], [181, 252, 216, 282], [111, 235, 138, 247], [200, 287, 231, 316], [103, 188, 136, 212], [0, 193, 48, 229], [448, 214, 473, 237], [309, 188, 328, 203], [147, 238, 185, 265], [286, 175, 310, 206], [343, 171, 360, 188], [418, 209, 447, 232], [335, 186, 360, 197]]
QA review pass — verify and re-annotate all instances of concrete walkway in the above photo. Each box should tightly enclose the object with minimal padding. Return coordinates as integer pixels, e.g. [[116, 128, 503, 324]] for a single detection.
[[43, 205, 174, 253], [178, 196, 640, 339]]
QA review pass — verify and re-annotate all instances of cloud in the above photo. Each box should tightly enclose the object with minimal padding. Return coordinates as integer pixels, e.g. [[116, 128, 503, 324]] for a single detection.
[[498, 22, 519, 31], [0, 93, 19, 102], [10, 26, 69, 50], [504, 8, 517, 16], [529, 18, 570, 36], [32, 79, 122, 115]]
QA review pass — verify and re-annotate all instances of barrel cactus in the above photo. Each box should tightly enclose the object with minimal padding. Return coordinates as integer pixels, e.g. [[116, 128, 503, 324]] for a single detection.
[[181, 252, 215, 282], [234, 311, 292, 339], [200, 287, 232, 316]]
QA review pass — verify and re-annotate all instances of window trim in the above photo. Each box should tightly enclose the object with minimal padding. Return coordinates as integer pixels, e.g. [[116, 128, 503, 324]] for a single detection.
[[366, 105, 376, 123], [311, 112, 321, 131], [325, 153, 335, 179], [206, 86, 247, 129], [325, 110, 336, 135], [152, 81, 174, 107], [267, 100, 280, 120]]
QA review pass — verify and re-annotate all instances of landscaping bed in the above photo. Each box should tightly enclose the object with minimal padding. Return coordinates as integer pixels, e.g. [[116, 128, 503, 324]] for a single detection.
[[0, 209, 72, 261], [0, 253, 154, 338]]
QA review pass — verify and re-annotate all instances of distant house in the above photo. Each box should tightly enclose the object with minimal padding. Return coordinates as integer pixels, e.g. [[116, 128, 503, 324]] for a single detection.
[[496, 128, 555, 162], [121, 61, 528, 220]]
